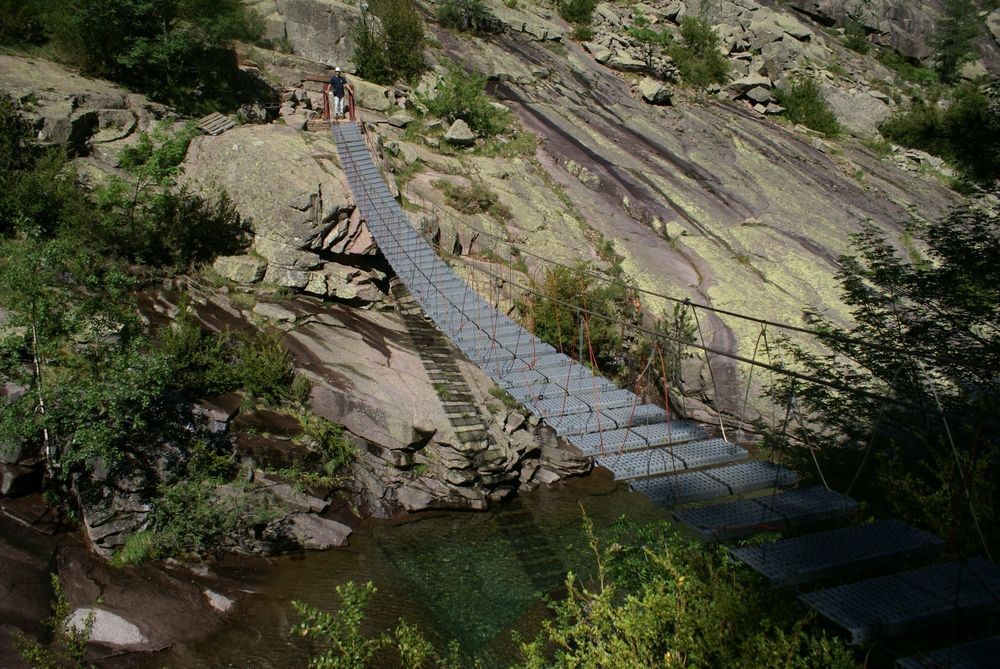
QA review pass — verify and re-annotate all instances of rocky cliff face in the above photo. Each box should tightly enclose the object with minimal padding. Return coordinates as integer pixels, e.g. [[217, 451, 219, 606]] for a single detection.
[[1, 0, 991, 529]]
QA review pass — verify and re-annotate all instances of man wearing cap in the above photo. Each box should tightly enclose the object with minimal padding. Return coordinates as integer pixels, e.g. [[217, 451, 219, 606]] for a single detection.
[[328, 67, 348, 119]]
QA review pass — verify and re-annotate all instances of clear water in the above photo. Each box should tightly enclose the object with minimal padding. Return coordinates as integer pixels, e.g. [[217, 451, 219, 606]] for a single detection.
[[136, 473, 672, 668]]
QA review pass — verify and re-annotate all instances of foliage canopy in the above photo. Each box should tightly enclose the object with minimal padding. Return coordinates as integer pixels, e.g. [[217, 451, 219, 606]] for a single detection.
[[770, 199, 1000, 556], [352, 0, 426, 85]]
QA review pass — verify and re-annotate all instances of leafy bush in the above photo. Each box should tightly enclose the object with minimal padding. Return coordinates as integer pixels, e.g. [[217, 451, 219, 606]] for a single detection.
[[436, 0, 503, 34], [774, 76, 840, 135], [517, 518, 859, 668], [881, 81, 1000, 183], [114, 479, 281, 563], [842, 20, 869, 54], [160, 300, 240, 397], [422, 64, 511, 137], [353, 0, 426, 84], [0, 94, 95, 239], [876, 49, 940, 87], [770, 201, 1000, 555], [292, 518, 859, 668], [42, 0, 263, 111], [435, 179, 511, 221], [299, 412, 357, 477], [92, 123, 249, 267], [558, 0, 599, 26], [518, 263, 639, 376], [16, 575, 95, 669], [0, 0, 46, 47], [232, 327, 295, 402], [668, 16, 730, 88]]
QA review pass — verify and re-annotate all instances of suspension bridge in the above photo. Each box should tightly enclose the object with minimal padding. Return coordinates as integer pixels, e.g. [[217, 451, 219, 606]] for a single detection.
[[330, 115, 999, 667]]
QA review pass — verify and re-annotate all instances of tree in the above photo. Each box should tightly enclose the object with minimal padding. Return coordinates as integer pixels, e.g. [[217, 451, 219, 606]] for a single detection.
[[770, 198, 1000, 555], [420, 64, 511, 136], [668, 16, 730, 88], [934, 0, 982, 83], [774, 76, 840, 135], [352, 0, 425, 85], [880, 80, 1000, 185], [91, 122, 249, 267], [519, 263, 639, 376], [44, 0, 262, 110]]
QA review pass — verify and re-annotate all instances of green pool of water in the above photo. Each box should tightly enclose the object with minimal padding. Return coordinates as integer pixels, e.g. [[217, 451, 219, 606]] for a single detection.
[[138, 474, 673, 668]]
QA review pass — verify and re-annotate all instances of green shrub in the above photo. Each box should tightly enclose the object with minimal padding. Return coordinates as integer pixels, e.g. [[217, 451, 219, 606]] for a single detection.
[[668, 16, 730, 88], [774, 76, 840, 135], [422, 64, 511, 137], [299, 412, 356, 477], [876, 49, 939, 87], [881, 82, 1000, 183], [114, 479, 282, 563], [16, 575, 95, 669], [160, 300, 240, 397], [842, 20, 869, 54], [517, 517, 860, 668], [436, 0, 503, 34], [558, 0, 599, 26], [232, 327, 295, 402], [519, 263, 639, 375], [42, 0, 263, 111], [435, 179, 511, 221], [0, 0, 46, 47], [92, 123, 249, 267], [353, 0, 426, 84]]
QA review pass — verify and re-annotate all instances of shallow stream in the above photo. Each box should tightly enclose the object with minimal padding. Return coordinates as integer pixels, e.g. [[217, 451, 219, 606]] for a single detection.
[[137, 472, 673, 668]]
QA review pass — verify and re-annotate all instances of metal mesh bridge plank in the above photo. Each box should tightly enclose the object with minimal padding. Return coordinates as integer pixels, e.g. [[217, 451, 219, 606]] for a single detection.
[[896, 635, 1000, 669], [730, 520, 946, 587], [674, 486, 860, 541], [800, 558, 1000, 645]]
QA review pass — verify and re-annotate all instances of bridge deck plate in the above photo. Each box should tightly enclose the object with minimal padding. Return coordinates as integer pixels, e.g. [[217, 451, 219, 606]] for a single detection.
[[674, 486, 859, 541], [800, 558, 1000, 645], [731, 519, 945, 587]]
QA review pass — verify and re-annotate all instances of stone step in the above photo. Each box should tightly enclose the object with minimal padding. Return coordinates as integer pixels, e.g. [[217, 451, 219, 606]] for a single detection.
[[448, 415, 484, 428], [630, 461, 799, 507], [730, 519, 945, 587], [801, 558, 1000, 645], [455, 429, 488, 444], [674, 486, 860, 541]]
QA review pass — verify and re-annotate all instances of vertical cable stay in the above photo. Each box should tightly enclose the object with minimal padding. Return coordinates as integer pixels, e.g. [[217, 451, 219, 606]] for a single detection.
[[690, 302, 729, 444]]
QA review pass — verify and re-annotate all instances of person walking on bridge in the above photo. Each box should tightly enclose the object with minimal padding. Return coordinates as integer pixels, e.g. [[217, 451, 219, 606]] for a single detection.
[[328, 67, 349, 119]]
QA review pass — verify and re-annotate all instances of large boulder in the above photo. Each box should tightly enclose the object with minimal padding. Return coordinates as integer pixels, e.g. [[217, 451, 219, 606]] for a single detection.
[[0, 55, 164, 155], [989, 10, 1000, 49], [182, 124, 379, 297], [638, 77, 673, 105], [262, 0, 363, 67], [274, 513, 352, 549], [445, 119, 477, 146], [821, 84, 893, 138], [786, 0, 938, 61], [213, 255, 268, 284]]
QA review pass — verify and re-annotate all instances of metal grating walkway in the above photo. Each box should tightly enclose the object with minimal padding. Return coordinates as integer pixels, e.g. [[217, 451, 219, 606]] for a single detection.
[[896, 635, 1000, 669], [800, 558, 1000, 645], [332, 121, 1000, 663], [674, 486, 859, 541], [331, 120, 749, 501], [730, 519, 945, 587]]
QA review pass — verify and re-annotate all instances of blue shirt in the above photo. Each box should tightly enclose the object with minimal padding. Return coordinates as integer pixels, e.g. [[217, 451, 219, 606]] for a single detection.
[[329, 74, 347, 97]]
